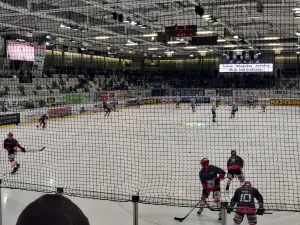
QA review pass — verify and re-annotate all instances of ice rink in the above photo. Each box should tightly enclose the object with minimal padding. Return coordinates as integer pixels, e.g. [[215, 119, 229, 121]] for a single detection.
[[0, 103, 299, 223]]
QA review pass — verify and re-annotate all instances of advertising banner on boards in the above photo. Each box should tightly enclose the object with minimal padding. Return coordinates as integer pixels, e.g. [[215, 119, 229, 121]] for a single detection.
[[0, 113, 20, 126]]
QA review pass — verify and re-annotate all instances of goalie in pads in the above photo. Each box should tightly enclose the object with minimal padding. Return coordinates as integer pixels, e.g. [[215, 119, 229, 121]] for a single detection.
[[198, 158, 225, 222], [227, 181, 265, 225]]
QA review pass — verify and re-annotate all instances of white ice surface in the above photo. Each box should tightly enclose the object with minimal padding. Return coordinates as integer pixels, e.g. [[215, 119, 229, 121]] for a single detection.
[[0, 104, 299, 213]]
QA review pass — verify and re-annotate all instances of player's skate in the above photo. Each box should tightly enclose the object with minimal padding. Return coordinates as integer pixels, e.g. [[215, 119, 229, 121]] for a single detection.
[[11, 163, 20, 174], [218, 212, 222, 222], [196, 201, 206, 215]]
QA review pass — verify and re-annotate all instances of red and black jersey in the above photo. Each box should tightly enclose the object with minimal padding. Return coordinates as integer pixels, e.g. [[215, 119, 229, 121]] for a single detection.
[[4, 138, 23, 151], [227, 155, 244, 170], [39, 115, 48, 123], [199, 165, 225, 191], [230, 186, 263, 214]]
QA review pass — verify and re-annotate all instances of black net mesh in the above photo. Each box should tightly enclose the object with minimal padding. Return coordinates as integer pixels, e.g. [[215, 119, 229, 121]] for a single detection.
[[0, 0, 299, 213]]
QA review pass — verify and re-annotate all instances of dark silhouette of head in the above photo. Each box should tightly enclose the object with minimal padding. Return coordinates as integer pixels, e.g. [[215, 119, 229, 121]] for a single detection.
[[16, 194, 90, 225]]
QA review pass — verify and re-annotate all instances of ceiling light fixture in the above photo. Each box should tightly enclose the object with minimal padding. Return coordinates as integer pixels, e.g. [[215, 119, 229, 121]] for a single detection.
[[198, 50, 208, 53], [293, 8, 300, 11], [263, 37, 280, 40], [143, 33, 158, 37], [223, 44, 237, 48], [295, 32, 300, 36], [184, 46, 198, 49], [217, 38, 226, 42], [131, 21, 137, 26], [167, 41, 181, 44], [148, 47, 159, 50], [267, 43, 282, 46], [60, 24, 66, 28], [46, 35, 51, 39], [126, 42, 138, 46], [197, 31, 213, 35], [202, 14, 211, 18], [95, 36, 110, 40]]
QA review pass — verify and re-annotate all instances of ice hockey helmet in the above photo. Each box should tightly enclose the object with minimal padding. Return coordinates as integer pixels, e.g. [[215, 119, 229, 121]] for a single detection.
[[200, 158, 210, 168], [244, 181, 252, 187], [231, 150, 237, 156], [7, 132, 13, 138]]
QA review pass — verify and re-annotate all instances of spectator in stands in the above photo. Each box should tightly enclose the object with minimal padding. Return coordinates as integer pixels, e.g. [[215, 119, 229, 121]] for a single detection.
[[16, 194, 90, 225]]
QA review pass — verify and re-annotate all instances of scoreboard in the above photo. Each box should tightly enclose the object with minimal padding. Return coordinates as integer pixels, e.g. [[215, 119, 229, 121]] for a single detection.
[[165, 25, 197, 38]]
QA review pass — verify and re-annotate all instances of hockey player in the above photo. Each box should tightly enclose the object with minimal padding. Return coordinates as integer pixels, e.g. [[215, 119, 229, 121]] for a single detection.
[[103, 101, 111, 116], [230, 102, 238, 118], [227, 181, 265, 225], [175, 96, 180, 109], [198, 158, 226, 222], [248, 95, 254, 109], [212, 104, 216, 122], [253, 94, 258, 108], [216, 94, 221, 107], [136, 97, 141, 108], [111, 96, 118, 111], [38, 114, 48, 129], [226, 150, 245, 191], [191, 98, 195, 112], [261, 100, 267, 112], [80, 107, 85, 114], [4, 132, 25, 174]]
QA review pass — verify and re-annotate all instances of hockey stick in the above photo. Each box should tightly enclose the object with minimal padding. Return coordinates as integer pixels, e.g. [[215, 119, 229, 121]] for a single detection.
[[174, 201, 201, 222], [28, 147, 46, 153], [208, 206, 272, 215]]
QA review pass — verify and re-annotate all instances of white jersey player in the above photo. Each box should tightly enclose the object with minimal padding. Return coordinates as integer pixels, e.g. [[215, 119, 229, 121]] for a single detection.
[[176, 96, 180, 109], [216, 94, 221, 107], [247, 95, 254, 109], [111, 96, 118, 111], [191, 98, 195, 112], [261, 100, 267, 112]]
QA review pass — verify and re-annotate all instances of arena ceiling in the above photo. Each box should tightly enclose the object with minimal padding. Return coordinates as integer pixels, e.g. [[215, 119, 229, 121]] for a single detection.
[[0, 0, 299, 58]]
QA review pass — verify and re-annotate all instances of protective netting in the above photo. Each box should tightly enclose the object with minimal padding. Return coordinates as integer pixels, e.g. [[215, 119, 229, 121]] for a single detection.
[[0, 0, 298, 213]]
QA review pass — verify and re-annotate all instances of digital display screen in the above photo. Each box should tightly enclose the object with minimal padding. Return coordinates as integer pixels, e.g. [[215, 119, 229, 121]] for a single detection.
[[165, 25, 197, 38], [219, 63, 274, 73], [7, 41, 34, 61]]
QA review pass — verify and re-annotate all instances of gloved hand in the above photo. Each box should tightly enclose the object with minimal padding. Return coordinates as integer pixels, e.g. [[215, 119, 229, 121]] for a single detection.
[[219, 173, 225, 180], [256, 205, 265, 215], [21, 148, 26, 153], [227, 207, 234, 214]]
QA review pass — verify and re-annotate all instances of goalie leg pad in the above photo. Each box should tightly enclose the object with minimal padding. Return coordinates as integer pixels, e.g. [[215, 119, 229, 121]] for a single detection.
[[233, 213, 244, 225], [247, 214, 257, 225]]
